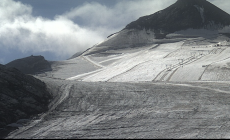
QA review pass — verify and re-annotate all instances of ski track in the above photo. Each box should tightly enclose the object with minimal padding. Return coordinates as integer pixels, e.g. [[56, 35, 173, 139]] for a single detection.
[[82, 56, 105, 68], [66, 39, 229, 83], [154, 45, 228, 82], [7, 80, 230, 139], [107, 60, 153, 82], [66, 69, 104, 81], [7, 84, 73, 138], [165, 82, 230, 94], [99, 55, 124, 64]]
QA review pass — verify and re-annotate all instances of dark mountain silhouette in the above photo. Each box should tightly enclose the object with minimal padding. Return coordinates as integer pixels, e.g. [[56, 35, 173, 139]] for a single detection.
[[125, 0, 230, 38], [6, 55, 52, 75], [0, 64, 52, 138]]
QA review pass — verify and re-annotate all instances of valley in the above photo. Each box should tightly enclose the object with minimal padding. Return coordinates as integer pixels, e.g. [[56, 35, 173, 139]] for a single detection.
[[4, 0, 230, 139]]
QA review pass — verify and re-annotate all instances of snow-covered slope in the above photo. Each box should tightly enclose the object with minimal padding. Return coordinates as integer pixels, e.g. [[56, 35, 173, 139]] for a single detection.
[[35, 0, 230, 83], [83, 0, 230, 55], [6, 1, 230, 139], [7, 80, 230, 139]]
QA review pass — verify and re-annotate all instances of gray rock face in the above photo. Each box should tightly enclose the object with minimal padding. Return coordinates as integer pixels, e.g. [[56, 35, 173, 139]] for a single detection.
[[0, 64, 52, 138], [6, 55, 52, 75]]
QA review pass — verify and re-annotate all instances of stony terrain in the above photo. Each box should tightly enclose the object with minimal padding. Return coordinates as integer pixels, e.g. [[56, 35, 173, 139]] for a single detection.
[[0, 64, 52, 139], [6, 78, 230, 139]]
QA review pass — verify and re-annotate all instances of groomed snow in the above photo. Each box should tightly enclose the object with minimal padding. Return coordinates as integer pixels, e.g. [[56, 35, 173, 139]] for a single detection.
[[33, 28, 230, 83]]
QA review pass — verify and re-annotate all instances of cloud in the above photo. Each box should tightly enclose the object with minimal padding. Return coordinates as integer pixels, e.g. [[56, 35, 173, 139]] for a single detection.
[[0, 58, 4, 64], [0, 0, 32, 21], [208, 0, 230, 14], [0, 0, 178, 63], [63, 0, 176, 30], [0, 0, 106, 61]]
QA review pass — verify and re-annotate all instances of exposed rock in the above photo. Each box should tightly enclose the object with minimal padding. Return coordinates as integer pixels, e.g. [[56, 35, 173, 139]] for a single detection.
[[125, 0, 230, 36], [0, 64, 52, 138], [6, 55, 52, 75]]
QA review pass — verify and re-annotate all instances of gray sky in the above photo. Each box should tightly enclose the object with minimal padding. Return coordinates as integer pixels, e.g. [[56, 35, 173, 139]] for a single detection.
[[0, 0, 230, 64]]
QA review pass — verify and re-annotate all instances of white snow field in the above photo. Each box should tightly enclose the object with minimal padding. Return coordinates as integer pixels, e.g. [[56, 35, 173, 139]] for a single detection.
[[62, 31, 230, 83], [37, 56, 100, 80]]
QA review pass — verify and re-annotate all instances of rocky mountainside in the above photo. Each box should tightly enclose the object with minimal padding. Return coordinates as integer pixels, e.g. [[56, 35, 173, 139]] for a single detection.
[[6, 55, 52, 75], [125, 0, 230, 36], [0, 64, 52, 138], [83, 0, 230, 55]]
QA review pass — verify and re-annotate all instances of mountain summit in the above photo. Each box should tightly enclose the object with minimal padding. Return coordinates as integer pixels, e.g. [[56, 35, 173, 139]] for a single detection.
[[125, 0, 230, 37], [83, 0, 230, 55]]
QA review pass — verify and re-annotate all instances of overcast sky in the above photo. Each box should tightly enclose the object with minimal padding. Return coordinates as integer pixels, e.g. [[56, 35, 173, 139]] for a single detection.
[[0, 0, 230, 64]]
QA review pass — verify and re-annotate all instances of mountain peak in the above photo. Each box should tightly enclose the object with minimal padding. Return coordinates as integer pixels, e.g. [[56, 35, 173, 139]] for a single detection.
[[177, 0, 206, 4], [125, 0, 230, 38], [83, 0, 230, 55]]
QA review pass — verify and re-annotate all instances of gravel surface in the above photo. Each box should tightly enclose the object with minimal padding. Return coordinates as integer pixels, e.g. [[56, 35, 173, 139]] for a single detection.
[[6, 79, 230, 139]]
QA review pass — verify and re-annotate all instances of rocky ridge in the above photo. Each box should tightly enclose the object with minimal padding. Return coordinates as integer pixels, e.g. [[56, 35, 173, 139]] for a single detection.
[[6, 55, 52, 75]]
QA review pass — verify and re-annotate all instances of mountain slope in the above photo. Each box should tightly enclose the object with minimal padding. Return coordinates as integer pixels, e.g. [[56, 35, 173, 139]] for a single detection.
[[0, 64, 52, 138], [125, 0, 230, 33], [7, 81, 230, 139], [83, 0, 230, 55], [6, 55, 52, 75]]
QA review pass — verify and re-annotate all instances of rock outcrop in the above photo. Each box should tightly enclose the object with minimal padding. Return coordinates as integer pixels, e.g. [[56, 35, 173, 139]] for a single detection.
[[6, 55, 52, 75], [0, 64, 52, 138]]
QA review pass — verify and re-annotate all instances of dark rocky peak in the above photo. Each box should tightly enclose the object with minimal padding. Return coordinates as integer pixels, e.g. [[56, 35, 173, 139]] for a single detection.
[[125, 0, 230, 38], [176, 0, 207, 6], [6, 55, 52, 75], [0, 64, 4, 68]]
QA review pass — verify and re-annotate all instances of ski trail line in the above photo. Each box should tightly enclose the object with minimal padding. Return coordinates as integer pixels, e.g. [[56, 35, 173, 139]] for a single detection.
[[82, 56, 105, 68], [7, 84, 73, 139], [164, 82, 230, 94]]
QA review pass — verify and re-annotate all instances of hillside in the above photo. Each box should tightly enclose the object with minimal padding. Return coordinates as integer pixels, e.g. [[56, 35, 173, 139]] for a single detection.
[[83, 0, 230, 55], [0, 64, 52, 138], [6, 55, 52, 75]]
